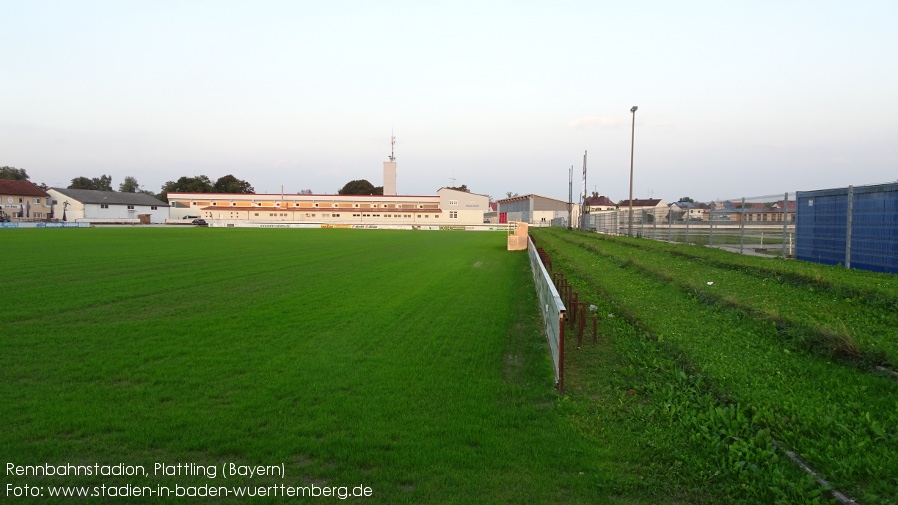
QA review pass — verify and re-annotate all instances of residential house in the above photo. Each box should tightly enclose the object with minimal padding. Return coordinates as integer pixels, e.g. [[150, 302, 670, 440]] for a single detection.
[[617, 198, 667, 223], [709, 201, 741, 221], [0, 180, 51, 221], [743, 200, 796, 223], [584, 192, 616, 212], [669, 201, 708, 221], [708, 200, 796, 223]]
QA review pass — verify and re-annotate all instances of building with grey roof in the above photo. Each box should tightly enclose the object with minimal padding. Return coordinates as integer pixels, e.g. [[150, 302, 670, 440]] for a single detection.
[[48, 188, 170, 224]]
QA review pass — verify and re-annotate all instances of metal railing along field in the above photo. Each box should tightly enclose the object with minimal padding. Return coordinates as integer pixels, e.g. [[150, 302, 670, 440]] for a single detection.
[[584, 192, 796, 259]]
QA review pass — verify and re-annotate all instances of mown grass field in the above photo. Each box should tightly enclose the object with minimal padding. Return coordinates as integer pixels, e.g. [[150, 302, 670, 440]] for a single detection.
[[533, 228, 898, 504], [7, 227, 895, 504], [3, 227, 702, 505]]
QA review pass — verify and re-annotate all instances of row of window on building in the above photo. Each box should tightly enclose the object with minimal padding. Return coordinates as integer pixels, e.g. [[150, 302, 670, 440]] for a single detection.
[[99, 204, 159, 210], [202, 211, 465, 220], [195, 201, 439, 209], [5, 197, 42, 204], [745, 214, 794, 222]]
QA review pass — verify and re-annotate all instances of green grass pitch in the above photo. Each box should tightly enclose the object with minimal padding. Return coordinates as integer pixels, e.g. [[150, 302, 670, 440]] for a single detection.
[[1, 228, 629, 504]]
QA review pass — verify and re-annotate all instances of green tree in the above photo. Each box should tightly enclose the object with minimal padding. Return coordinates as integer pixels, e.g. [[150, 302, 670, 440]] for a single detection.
[[68, 177, 93, 189], [338, 179, 383, 195], [213, 174, 255, 194], [679, 196, 695, 203], [159, 175, 214, 202], [446, 184, 470, 193], [0, 166, 29, 180], [95, 175, 113, 191], [119, 176, 141, 193], [69, 175, 113, 191]]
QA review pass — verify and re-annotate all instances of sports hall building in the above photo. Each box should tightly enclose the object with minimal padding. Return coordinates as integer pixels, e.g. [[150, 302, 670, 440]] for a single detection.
[[168, 156, 499, 228], [167, 187, 492, 228]]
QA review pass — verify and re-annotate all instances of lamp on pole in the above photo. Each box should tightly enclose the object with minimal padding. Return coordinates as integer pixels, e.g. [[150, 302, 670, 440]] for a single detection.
[[628, 106, 638, 237]]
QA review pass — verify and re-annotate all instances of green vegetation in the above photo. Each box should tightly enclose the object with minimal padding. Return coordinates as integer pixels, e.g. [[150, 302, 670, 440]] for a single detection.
[[533, 228, 898, 504], [1, 228, 684, 504], [7, 227, 895, 503]]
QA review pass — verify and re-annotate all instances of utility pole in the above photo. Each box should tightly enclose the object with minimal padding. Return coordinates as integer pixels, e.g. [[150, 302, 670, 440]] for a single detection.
[[568, 166, 573, 229], [628, 106, 638, 236], [580, 151, 587, 230]]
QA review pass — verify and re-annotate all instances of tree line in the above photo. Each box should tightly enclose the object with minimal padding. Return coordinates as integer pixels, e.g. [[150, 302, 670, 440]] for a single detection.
[[4, 165, 498, 202], [1, 167, 257, 202]]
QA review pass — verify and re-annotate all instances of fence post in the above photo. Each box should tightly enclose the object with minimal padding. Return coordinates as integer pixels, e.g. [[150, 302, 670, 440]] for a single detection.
[[781, 192, 789, 258], [845, 185, 854, 269], [668, 206, 672, 242], [739, 197, 746, 254], [558, 316, 565, 394]]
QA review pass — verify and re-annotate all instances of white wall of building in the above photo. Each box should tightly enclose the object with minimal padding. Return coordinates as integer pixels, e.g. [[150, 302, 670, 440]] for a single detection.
[[437, 188, 490, 224], [47, 190, 85, 221], [47, 189, 170, 223], [168, 191, 489, 226]]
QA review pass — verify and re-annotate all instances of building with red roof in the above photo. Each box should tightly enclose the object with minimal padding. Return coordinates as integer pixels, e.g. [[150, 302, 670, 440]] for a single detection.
[[0, 180, 51, 221]]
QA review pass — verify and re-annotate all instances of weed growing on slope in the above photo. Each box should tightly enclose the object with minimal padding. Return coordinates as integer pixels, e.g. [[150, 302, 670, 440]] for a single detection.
[[535, 228, 898, 504]]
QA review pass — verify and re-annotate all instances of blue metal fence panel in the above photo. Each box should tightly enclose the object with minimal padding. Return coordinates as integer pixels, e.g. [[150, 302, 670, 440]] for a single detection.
[[796, 183, 898, 274], [852, 184, 898, 273]]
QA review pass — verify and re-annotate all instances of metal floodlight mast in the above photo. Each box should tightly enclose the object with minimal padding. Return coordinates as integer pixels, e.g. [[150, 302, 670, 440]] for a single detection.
[[628, 106, 638, 236]]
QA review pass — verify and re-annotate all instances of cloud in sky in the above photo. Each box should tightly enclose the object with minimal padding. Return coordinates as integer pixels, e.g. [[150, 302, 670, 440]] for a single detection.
[[566, 116, 622, 130]]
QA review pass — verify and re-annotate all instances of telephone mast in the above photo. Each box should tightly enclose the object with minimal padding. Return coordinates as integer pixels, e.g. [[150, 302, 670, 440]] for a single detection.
[[389, 130, 396, 162]]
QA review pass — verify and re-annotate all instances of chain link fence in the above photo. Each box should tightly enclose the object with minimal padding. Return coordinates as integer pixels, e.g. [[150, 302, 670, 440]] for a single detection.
[[583, 192, 796, 259], [573, 182, 897, 273]]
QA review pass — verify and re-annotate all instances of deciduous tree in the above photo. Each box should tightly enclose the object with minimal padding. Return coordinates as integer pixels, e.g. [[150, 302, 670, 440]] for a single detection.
[[0, 166, 29, 180], [69, 175, 113, 191], [213, 174, 255, 194], [119, 176, 141, 193], [338, 179, 383, 195], [159, 175, 214, 202]]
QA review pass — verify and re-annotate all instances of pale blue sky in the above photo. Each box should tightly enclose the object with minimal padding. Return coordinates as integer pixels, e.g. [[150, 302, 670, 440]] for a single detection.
[[2, 1, 896, 202]]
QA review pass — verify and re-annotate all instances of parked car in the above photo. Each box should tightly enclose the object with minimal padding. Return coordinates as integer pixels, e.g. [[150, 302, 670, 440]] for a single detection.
[[192, 219, 208, 226]]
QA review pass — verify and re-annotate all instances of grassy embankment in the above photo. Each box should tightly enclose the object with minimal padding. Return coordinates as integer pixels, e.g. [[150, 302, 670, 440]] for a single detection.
[[533, 227, 898, 504]]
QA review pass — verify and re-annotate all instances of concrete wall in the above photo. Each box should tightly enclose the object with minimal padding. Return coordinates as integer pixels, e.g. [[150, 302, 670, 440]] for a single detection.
[[383, 161, 397, 196]]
